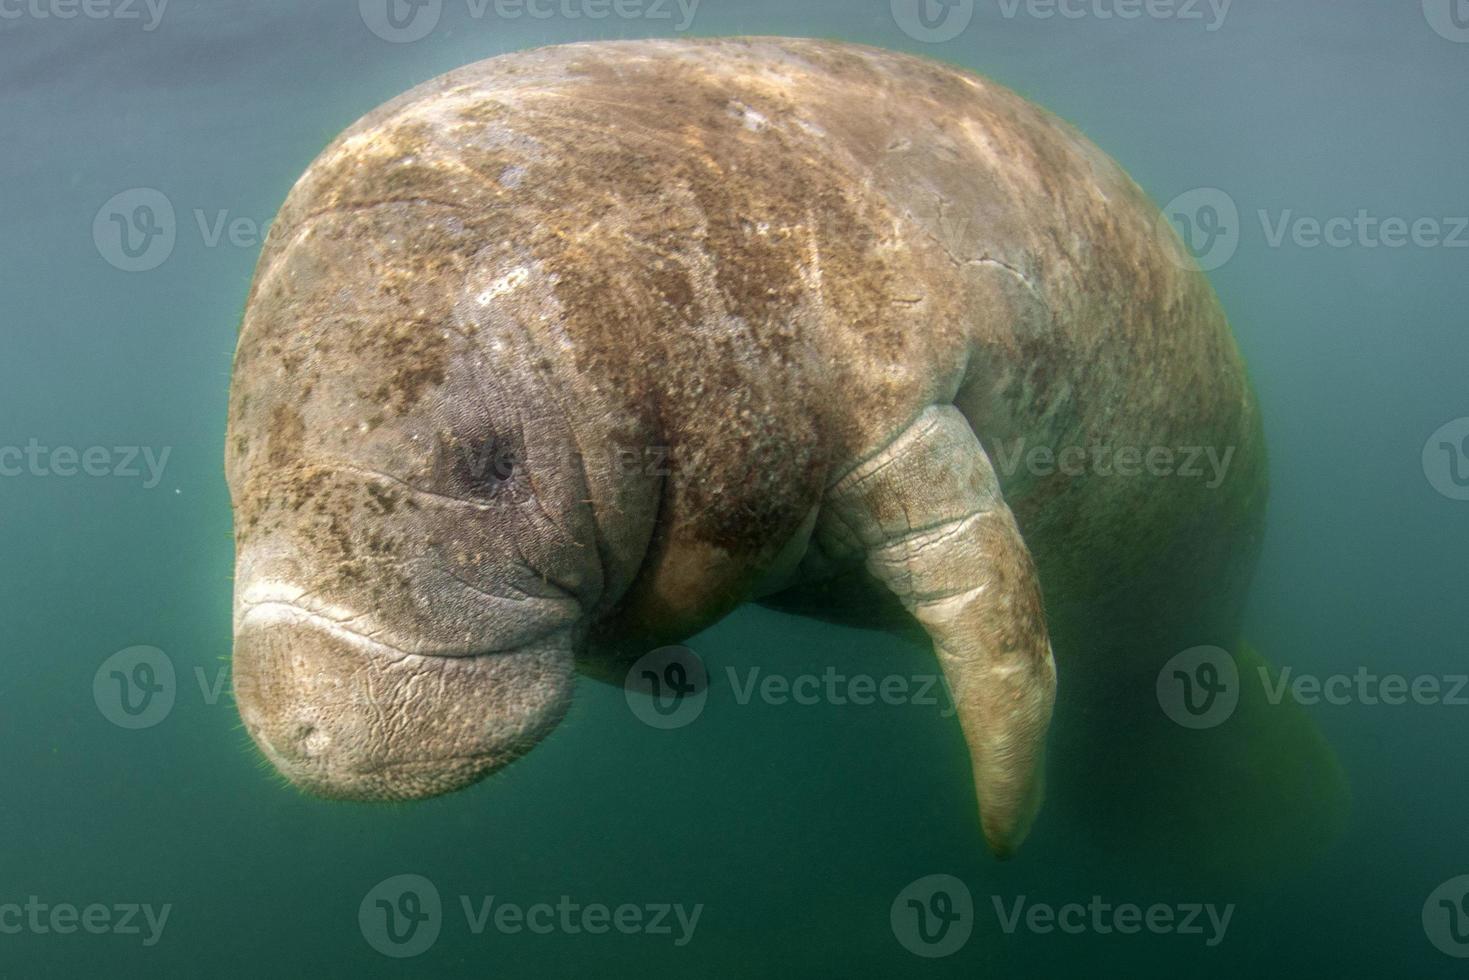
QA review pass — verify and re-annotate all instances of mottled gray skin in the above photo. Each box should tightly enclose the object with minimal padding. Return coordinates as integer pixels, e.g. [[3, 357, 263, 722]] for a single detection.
[[227, 38, 1287, 861]]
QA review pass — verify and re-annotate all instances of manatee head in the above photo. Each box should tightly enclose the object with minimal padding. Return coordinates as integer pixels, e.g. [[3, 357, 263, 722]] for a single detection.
[[224, 190, 625, 801]]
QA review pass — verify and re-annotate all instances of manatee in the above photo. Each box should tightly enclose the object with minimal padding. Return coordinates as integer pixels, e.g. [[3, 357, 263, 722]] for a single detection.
[[226, 37, 1346, 865]]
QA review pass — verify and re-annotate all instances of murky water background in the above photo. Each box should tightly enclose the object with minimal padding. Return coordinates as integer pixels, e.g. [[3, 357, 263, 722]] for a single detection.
[[2, 0, 1467, 975]]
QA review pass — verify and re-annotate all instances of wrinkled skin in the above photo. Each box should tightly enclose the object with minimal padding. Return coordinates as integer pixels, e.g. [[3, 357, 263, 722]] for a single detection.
[[228, 38, 1313, 859]]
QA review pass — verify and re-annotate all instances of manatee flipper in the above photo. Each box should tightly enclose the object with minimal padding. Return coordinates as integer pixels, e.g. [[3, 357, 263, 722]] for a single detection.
[[1050, 637, 1350, 881], [1184, 641, 1350, 875], [1216, 641, 1351, 867], [820, 405, 1057, 858]]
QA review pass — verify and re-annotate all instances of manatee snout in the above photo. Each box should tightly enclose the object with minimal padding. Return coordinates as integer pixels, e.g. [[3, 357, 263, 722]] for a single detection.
[[232, 604, 575, 801]]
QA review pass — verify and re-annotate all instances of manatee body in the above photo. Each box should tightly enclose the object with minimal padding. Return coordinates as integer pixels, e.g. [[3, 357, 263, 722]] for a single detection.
[[227, 38, 1343, 865]]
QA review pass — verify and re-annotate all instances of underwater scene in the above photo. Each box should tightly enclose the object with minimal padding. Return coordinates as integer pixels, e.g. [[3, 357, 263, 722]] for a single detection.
[[2, 0, 1467, 976]]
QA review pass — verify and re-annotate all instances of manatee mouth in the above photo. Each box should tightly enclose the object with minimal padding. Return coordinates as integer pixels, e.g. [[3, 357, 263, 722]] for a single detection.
[[235, 580, 577, 659], [232, 600, 574, 802]]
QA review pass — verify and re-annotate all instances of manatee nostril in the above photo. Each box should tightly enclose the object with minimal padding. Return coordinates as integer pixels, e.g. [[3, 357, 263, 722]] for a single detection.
[[275, 720, 330, 761], [297, 722, 332, 759]]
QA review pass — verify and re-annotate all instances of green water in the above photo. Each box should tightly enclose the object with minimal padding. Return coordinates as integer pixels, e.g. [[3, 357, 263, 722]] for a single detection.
[[3, 1, 1468, 976]]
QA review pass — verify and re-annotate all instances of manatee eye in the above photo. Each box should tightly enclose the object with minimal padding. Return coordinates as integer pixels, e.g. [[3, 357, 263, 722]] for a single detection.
[[456, 433, 518, 494]]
